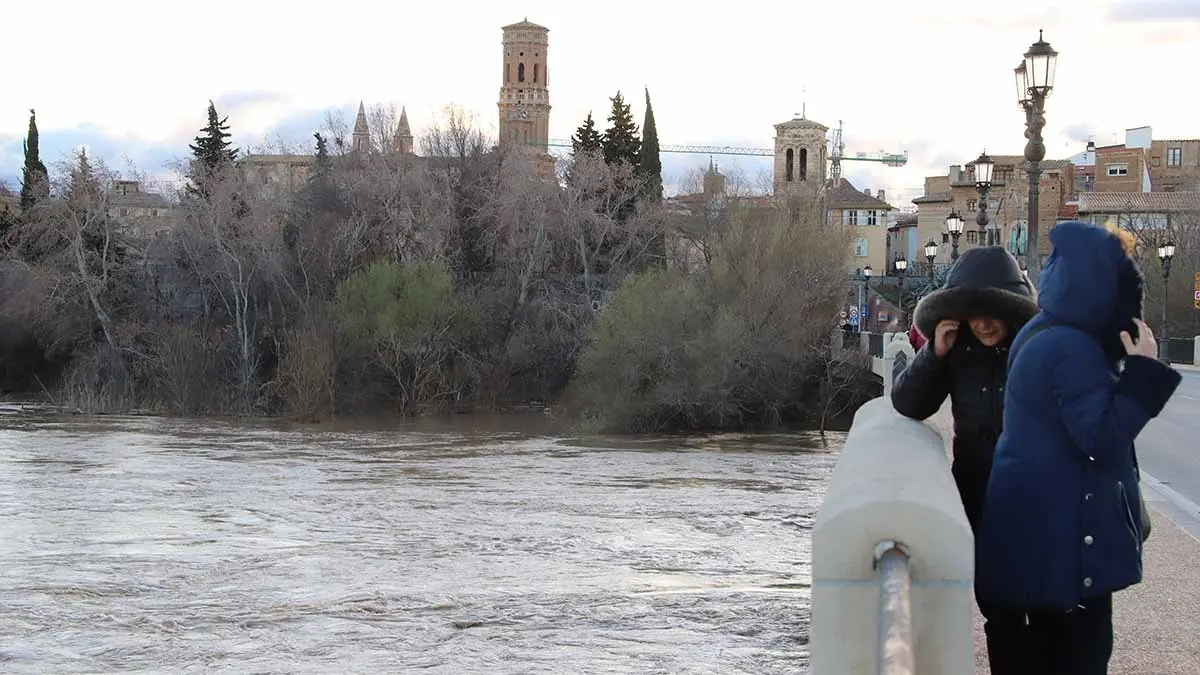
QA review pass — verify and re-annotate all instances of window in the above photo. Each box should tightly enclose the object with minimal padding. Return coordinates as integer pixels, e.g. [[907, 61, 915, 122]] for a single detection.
[[1167, 147, 1182, 166], [866, 210, 877, 225], [518, 63, 525, 82], [785, 148, 794, 182], [967, 199, 976, 211], [854, 237, 868, 257], [846, 210, 859, 226], [799, 148, 808, 181], [533, 63, 539, 83], [966, 230, 978, 245], [1106, 164, 1128, 177], [506, 63, 510, 83], [942, 232, 949, 243]]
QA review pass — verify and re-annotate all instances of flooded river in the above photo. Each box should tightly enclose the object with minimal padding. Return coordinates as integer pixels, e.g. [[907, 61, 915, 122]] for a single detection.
[[0, 406, 838, 674]]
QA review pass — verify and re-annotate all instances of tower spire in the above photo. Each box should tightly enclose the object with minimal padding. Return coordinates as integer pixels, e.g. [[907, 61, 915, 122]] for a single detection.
[[394, 106, 414, 154], [352, 101, 370, 153]]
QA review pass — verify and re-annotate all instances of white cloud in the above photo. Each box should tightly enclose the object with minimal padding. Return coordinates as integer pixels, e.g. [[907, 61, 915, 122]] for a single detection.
[[4, 0, 1198, 204]]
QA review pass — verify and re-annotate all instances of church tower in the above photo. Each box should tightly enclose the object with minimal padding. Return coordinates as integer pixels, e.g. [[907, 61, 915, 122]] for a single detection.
[[773, 113, 829, 193], [393, 106, 414, 155], [498, 19, 551, 154], [352, 101, 370, 154]]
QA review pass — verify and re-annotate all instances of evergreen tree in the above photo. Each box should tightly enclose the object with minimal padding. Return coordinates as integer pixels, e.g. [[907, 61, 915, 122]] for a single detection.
[[636, 88, 663, 204], [19, 109, 50, 211], [187, 101, 238, 196], [570, 112, 603, 156], [313, 132, 332, 176], [601, 91, 641, 168], [67, 148, 101, 203]]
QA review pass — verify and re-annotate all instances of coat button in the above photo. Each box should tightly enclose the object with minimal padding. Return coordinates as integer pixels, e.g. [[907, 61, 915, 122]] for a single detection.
[[1085, 493, 1094, 501], [1084, 535, 1094, 545], [1083, 577, 1093, 588]]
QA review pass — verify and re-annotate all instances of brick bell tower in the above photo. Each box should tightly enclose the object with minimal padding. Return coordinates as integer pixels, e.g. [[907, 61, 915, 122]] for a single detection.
[[498, 18, 555, 177]]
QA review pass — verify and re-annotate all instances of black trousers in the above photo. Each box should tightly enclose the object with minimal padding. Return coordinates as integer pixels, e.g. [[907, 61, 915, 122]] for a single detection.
[[953, 456, 1115, 674], [980, 596, 1114, 675]]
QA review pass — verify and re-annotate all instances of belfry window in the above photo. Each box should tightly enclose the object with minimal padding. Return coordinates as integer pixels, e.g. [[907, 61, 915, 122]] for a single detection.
[[518, 63, 525, 82], [533, 63, 539, 83], [785, 149, 795, 182], [799, 148, 808, 181]]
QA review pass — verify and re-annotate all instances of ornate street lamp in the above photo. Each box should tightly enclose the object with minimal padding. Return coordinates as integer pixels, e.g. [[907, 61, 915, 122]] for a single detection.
[[1017, 30, 1058, 285], [894, 256, 908, 276], [894, 256, 909, 321], [946, 209, 965, 261], [924, 240, 939, 273], [1158, 240, 1176, 348], [973, 151, 995, 245]]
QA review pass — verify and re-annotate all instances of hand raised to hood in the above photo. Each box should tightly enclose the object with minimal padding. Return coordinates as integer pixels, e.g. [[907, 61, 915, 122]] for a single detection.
[[934, 319, 960, 359], [1120, 318, 1158, 359]]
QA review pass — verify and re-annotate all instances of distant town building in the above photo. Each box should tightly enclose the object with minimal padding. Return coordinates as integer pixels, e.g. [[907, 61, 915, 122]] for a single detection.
[[107, 179, 173, 236]]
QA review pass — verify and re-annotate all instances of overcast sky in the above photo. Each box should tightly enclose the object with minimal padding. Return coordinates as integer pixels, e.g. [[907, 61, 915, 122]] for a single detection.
[[3, 0, 1198, 204]]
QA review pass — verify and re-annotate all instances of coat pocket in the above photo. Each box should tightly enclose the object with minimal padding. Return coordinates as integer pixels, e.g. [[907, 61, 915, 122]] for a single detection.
[[1117, 481, 1142, 558]]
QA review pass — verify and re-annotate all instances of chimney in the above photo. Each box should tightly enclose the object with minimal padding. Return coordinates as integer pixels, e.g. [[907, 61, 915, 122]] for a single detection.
[[1086, 140, 1095, 152], [950, 165, 963, 183], [876, 189, 886, 202], [863, 187, 872, 198]]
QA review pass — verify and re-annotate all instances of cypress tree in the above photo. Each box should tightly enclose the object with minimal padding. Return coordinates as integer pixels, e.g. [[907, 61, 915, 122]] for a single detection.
[[570, 112, 603, 156], [601, 91, 641, 168], [637, 88, 663, 203], [19, 109, 50, 211]]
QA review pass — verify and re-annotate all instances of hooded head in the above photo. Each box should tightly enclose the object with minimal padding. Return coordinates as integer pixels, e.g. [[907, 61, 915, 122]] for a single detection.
[[913, 246, 1038, 342], [1037, 220, 1144, 354]]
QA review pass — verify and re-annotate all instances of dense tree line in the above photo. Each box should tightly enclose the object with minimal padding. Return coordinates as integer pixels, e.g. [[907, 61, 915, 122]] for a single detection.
[[0, 101, 872, 430]]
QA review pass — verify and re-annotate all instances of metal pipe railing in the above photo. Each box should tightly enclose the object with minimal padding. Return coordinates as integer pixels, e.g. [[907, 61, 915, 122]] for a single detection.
[[875, 540, 915, 675]]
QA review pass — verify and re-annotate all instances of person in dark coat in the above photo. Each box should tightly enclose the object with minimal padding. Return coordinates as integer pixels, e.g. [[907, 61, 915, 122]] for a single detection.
[[891, 246, 1037, 531], [976, 221, 1181, 674], [889, 246, 1038, 674]]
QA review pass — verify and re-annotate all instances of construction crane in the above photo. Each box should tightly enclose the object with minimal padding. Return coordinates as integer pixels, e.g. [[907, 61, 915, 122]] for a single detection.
[[547, 121, 908, 175], [827, 120, 907, 182]]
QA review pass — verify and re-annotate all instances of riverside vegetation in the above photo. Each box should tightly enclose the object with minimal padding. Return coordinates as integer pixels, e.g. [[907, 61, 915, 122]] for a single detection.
[[0, 98, 876, 432]]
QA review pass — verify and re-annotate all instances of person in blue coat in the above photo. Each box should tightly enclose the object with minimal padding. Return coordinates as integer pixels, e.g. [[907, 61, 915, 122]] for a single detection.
[[976, 221, 1182, 674]]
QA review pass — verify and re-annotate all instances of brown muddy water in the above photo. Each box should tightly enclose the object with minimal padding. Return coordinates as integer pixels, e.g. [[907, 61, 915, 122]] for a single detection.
[[0, 404, 839, 674]]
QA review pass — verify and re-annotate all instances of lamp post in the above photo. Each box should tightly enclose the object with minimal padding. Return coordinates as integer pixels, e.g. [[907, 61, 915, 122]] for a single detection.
[[861, 265, 873, 333], [1158, 240, 1175, 351], [924, 240, 939, 277], [946, 209, 965, 261], [1016, 30, 1058, 285], [973, 151, 995, 245], [894, 256, 908, 321]]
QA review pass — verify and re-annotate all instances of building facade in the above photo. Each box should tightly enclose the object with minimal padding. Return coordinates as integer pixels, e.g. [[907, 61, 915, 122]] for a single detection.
[[827, 180, 894, 273], [911, 156, 1074, 267]]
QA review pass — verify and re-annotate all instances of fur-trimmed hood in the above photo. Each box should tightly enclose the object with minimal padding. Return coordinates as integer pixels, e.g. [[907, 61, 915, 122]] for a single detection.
[[914, 246, 1038, 340], [1037, 220, 1145, 361]]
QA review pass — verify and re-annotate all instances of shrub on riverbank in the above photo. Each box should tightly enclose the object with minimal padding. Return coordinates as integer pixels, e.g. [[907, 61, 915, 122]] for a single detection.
[[569, 194, 857, 432]]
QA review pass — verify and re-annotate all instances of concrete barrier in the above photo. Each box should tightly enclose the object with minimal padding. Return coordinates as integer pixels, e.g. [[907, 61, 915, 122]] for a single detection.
[[811, 397, 974, 675], [1195, 336, 1200, 366]]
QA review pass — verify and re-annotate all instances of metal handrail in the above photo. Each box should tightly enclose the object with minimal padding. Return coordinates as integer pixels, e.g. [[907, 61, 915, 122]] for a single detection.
[[875, 540, 915, 675]]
